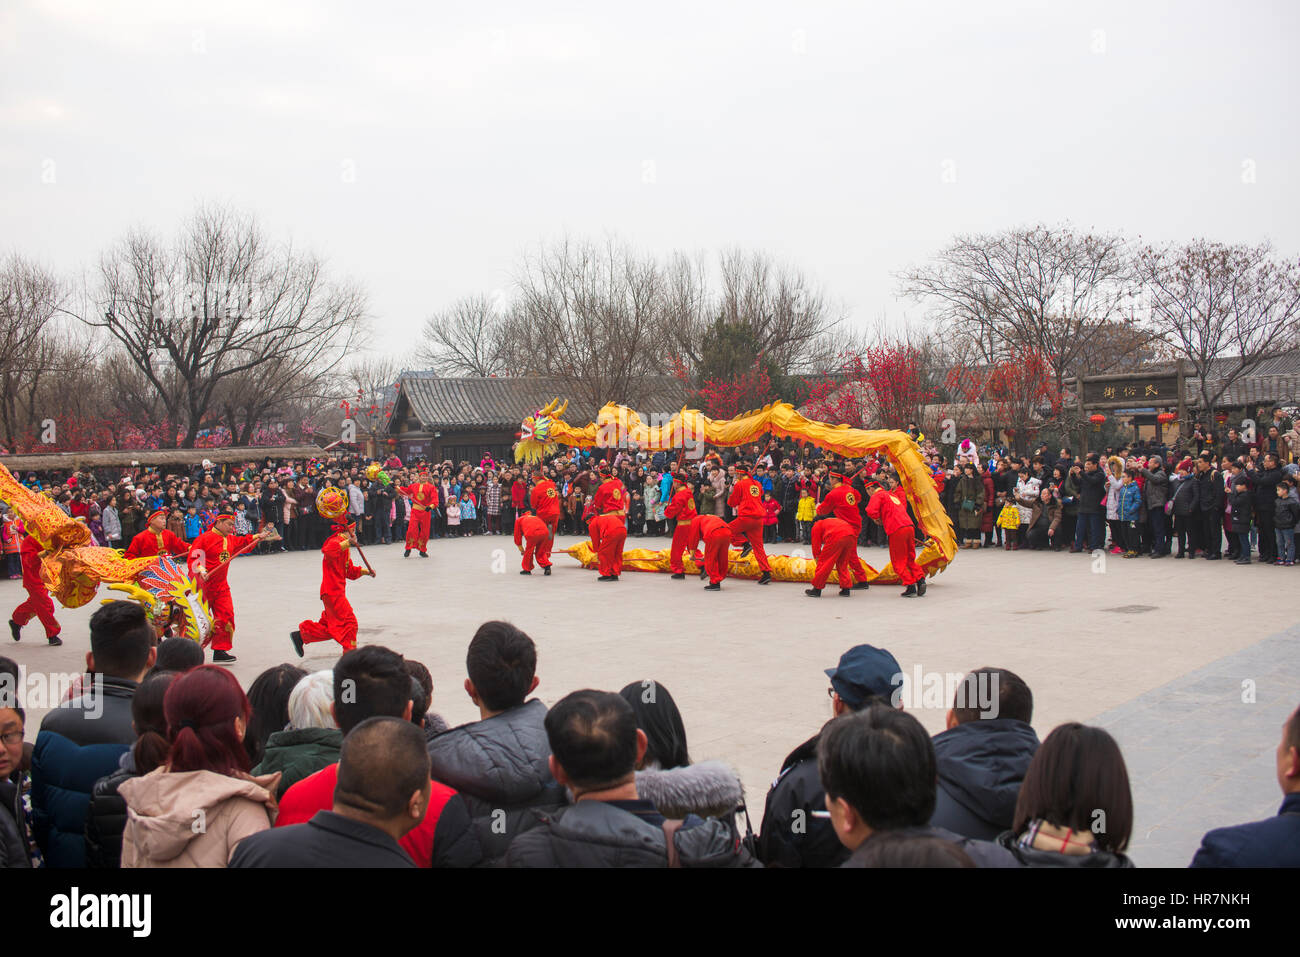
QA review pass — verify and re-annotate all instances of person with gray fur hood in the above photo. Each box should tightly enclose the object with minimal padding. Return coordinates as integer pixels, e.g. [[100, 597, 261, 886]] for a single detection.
[[426, 622, 565, 863]]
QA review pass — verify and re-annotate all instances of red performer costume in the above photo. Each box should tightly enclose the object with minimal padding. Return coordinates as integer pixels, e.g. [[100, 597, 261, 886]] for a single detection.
[[189, 507, 269, 661], [592, 465, 628, 523], [816, 470, 871, 588], [664, 477, 702, 576], [589, 513, 627, 580], [292, 521, 371, 656], [514, 512, 553, 574], [864, 483, 926, 597], [687, 514, 732, 589], [727, 463, 772, 582], [805, 517, 858, 597], [9, 532, 61, 645], [397, 472, 438, 556], [529, 470, 561, 540], [123, 508, 188, 560]]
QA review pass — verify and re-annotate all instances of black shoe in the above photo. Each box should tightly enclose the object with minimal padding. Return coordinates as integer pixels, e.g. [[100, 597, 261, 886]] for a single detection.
[[1206, 554, 1222, 561], [901, 584, 918, 597], [8, 619, 18, 642], [670, 573, 685, 579], [757, 571, 772, 585], [704, 582, 721, 591], [739, 543, 752, 559], [520, 569, 532, 575], [1175, 552, 1184, 559], [47, 634, 62, 646], [1235, 558, 1251, 565], [404, 550, 410, 558], [838, 588, 852, 597], [851, 581, 870, 590], [916, 578, 927, 597], [213, 650, 237, 664], [290, 630, 304, 658], [805, 587, 821, 597], [597, 575, 616, 582], [420, 551, 428, 558], [543, 566, 551, 576], [699, 569, 709, 580]]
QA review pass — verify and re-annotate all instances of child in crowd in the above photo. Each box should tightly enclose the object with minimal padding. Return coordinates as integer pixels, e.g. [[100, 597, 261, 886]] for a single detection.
[[1, 510, 21, 579], [184, 505, 203, 541], [1274, 479, 1299, 566], [762, 491, 781, 543], [628, 492, 646, 536], [581, 495, 596, 535], [996, 493, 1021, 550], [1227, 475, 1254, 565], [445, 496, 461, 536], [459, 490, 476, 536], [1118, 469, 1143, 558], [796, 487, 815, 543]]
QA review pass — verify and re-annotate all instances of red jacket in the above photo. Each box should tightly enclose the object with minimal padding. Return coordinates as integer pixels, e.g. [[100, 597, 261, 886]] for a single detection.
[[123, 528, 189, 560], [514, 513, 549, 546], [20, 533, 45, 589], [276, 762, 477, 868], [530, 480, 560, 520], [763, 499, 781, 525], [320, 532, 365, 597], [815, 483, 863, 531], [864, 487, 914, 537], [188, 530, 258, 587], [398, 482, 438, 511], [593, 478, 627, 516], [663, 486, 697, 521], [728, 477, 765, 519], [511, 481, 527, 507], [812, 516, 858, 560], [687, 514, 729, 551]]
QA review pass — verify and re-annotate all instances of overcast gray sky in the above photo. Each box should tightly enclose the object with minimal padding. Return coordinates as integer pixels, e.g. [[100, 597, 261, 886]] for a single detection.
[[3, 0, 1297, 357]]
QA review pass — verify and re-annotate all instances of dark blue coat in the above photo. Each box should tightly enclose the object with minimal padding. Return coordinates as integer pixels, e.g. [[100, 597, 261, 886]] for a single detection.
[[1190, 792, 1300, 867], [930, 719, 1040, 841], [32, 676, 137, 868]]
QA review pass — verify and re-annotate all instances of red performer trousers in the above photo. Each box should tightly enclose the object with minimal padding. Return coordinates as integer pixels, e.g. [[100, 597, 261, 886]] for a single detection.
[[13, 585, 59, 639], [203, 582, 236, 650], [299, 593, 358, 650], [888, 528, 924, 586], [596, 523, 627, 577], [521, 531, 552, 571], [669, 523, 703, 574], [812, 537, 856, 590], [728, 517, 771, 571], [406, 508, 431, 551], [703, 528, 732, 584]]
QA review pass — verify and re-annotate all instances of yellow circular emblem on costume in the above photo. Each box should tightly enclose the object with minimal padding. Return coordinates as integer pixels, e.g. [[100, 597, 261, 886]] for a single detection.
[[749, 485, 760, 496], [846, 492, 856, 505], [612, 489, 622, 500], [219, 551, 230, 562], [547, 488, 556, 498]]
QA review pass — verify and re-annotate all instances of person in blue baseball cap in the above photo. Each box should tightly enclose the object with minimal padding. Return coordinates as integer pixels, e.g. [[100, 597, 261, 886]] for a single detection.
[[755, 643, 903, 868]]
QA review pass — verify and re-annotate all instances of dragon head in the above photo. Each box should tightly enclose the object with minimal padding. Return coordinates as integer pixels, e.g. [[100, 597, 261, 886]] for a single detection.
[[515, 398, 568, 463]]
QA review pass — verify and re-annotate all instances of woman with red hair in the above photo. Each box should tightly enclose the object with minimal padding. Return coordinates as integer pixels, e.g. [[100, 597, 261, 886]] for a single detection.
[[119, 666, 280, 867]]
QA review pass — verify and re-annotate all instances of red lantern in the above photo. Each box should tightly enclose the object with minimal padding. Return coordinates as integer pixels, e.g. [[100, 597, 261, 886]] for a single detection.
[[1215, 412, 1229, 424], [1089, 414, 1106, 424], [1156, 412, 1176, 424]]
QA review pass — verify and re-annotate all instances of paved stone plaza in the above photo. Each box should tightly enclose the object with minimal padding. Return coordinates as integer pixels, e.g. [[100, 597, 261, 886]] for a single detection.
[[6, 534, 1296, 867]]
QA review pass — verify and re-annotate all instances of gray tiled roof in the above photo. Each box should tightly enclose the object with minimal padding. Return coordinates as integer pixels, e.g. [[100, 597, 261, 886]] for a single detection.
[[394, 374, 691, 430]]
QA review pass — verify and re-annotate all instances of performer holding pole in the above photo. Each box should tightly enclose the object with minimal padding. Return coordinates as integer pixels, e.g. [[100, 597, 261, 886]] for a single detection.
[[815, 468, 870, 590], [514, 510, 553, 575], [291, 518, 374, 657], [529, 466, 561, 543], [9, 530, 61, 646], [190, 506, 278, 663], [592, 461, 628, 524], [687, 513, 732, 591], [864, 478, 927, 597], [396, 469, 438, 558], [589, 513, 627, 582], [728, 463, 773, 584], [804, 516, 858, 598], [664, 472, 703, 579], [123, 508, 188, 560]]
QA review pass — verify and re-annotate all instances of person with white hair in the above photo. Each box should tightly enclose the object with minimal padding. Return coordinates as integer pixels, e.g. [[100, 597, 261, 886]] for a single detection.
[[252, 670, 341, 798]]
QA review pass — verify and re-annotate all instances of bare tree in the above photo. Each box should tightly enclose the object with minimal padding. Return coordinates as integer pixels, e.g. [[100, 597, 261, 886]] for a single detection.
[[0, 256, 64, 451], [1137, 239, 1300, 414], [416, 294, 511, 376], [899, 224, 1147, 391], [339, 355, 402, 447], [85, 205, 368, 447]]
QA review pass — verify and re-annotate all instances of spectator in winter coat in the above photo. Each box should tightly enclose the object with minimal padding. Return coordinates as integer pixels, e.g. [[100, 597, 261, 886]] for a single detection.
[[1, 659, 38, 868], [1190, 702, 1300, 867], [504, 690, 756, 868], [996, 723, 1134, 867], [1169, 462, 1201, 557], [252, 670, 342, 798], [1137, 457, 1169, 556], [33, 602, 156, 868], [929, 669, 1039, 841], [820, 705, 1018, 868], [1228, 475, 1255, 564], [1272, 480, 1300, 565], [426, 623, 564, 863]]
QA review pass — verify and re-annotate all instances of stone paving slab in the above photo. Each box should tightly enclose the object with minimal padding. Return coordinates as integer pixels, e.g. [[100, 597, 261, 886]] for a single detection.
[[4, 535, 1296, 867]]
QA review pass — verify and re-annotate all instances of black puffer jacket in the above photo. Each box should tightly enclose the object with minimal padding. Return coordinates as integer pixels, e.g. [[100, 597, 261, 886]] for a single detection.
[[843, 824, 1020, 868], [929, 719, 1040, 842], [756, 731, 849, 868], [504, 799, 758, 868], [995, 831, 1134, 867], [85, 750, 139, 869], [426, 699, 565, 862], [1, 777, 32, 868]]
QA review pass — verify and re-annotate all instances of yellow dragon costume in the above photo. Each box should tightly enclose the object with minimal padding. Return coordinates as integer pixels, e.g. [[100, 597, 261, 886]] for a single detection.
[[0, 464, 213, 642], [516, 400, 956, 584]]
